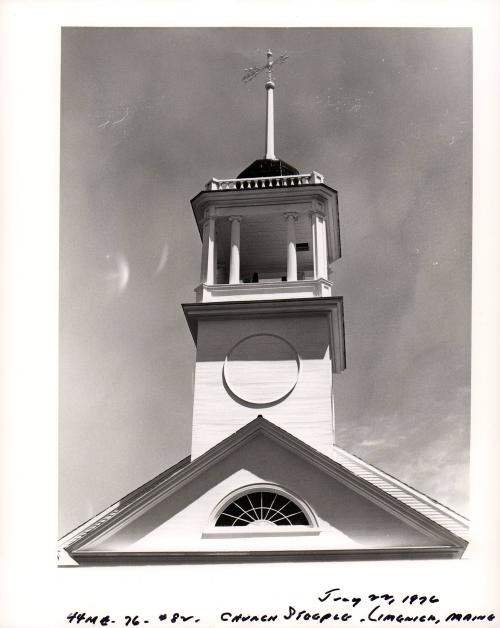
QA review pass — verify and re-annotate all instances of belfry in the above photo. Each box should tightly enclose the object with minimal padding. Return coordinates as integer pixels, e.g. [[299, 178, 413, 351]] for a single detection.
[[59, 51, 468, 565]]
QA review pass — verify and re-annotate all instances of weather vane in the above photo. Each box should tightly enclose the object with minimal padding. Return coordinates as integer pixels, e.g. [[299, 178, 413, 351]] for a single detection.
[[242, 50, 289, 160], [242, 49, 289, 84]]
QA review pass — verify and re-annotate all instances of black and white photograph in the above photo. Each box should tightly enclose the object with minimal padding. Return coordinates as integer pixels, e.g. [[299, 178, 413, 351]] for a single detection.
[[58, 27, 471, 564], [1, 2, 500, 627]]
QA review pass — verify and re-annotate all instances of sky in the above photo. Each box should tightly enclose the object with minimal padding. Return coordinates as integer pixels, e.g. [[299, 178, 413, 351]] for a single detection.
[[59, 27, 471, 536]]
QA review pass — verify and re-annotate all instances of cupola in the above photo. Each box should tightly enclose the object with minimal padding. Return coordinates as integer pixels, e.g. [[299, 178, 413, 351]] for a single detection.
[[190, 50, 341, 304]]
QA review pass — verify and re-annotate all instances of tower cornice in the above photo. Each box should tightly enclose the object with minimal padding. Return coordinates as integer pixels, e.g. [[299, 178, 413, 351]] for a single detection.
[[182, 296, 346, 374], [191, 182, 337, 220]]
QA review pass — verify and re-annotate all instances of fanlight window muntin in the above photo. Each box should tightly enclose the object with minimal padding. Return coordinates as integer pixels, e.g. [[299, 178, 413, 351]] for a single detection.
[[212, 484, 317, 529], [216, 490, 308, 527]]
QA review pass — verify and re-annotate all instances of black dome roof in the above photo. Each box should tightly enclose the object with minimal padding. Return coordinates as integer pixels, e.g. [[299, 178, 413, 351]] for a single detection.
[[237, 158, 299, 179]]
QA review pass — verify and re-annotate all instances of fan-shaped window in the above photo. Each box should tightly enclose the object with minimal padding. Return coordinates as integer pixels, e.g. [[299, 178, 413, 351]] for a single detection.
[[215, 490, 310, 527]]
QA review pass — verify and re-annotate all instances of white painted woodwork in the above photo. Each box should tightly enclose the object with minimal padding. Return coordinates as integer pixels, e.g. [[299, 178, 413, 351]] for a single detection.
[[212, 229, 218, 286], [318, 213, 328, 278], [285, 212, 298, 281], [200, 215, 216, 285], [194, 278, 333, 302], [183, 298, 346, 374], [228, 216, 241, 284], [205, 171, 324, 191], [61, 419, 468, 562], [196, 208, 337, 302], [88, 435, 440, 554], [191, 185, 341, 278], [191, 314, 335, 459], [265, 80, 276, 159], [311, 208, 328, 280], [224, 334, 299, 404]]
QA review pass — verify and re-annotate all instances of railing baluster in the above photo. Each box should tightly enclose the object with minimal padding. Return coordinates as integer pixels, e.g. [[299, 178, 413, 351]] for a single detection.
[[204, 172, 321, 191]]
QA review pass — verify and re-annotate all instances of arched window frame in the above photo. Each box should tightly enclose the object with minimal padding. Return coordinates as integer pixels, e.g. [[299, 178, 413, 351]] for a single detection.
[[203, 483, 320, 538]]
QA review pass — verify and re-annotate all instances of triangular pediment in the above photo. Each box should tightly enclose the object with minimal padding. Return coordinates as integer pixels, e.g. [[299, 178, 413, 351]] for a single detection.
[[59, 417, 468, 565]]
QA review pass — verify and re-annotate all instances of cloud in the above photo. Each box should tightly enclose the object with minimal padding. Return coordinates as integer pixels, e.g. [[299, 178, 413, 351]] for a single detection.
[[358, 438, 398, 449]]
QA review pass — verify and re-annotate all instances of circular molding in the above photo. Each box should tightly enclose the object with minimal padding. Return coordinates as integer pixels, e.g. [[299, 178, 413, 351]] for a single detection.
[[223, 333, 300, 407]]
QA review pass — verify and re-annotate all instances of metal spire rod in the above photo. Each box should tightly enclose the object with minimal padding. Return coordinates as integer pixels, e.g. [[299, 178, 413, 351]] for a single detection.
[[242, 50, 289, 160]]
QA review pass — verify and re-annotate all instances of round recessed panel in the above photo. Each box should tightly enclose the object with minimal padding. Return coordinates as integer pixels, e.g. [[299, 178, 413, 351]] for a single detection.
[[223, 334, 299, 406]]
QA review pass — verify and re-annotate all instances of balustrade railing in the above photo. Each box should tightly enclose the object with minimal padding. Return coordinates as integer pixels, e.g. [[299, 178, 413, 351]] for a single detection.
[[205, 171, 324, 191]]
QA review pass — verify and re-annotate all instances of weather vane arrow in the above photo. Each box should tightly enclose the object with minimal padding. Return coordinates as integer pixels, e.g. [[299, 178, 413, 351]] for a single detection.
[[242, 49, 289, 84], [242, 50, 289, 160]]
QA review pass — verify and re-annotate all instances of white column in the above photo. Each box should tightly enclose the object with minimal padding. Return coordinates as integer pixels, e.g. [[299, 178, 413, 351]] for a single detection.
[[228, 216, 242, 284], [284, 212, 298, 281], [319, 215, 328, 278], [213, 233, 218, 284], [265, 80, 276, 160], [200, 215, 216, 285], [311, 206, 328, 280], [311, 211, 318, 279]]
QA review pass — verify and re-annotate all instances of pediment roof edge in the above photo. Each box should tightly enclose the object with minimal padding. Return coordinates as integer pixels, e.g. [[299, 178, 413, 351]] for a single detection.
[[60, 417, 468, 553]]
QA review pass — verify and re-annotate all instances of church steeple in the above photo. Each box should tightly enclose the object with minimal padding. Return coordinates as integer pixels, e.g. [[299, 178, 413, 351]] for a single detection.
[[184, 57, 346, 458]]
